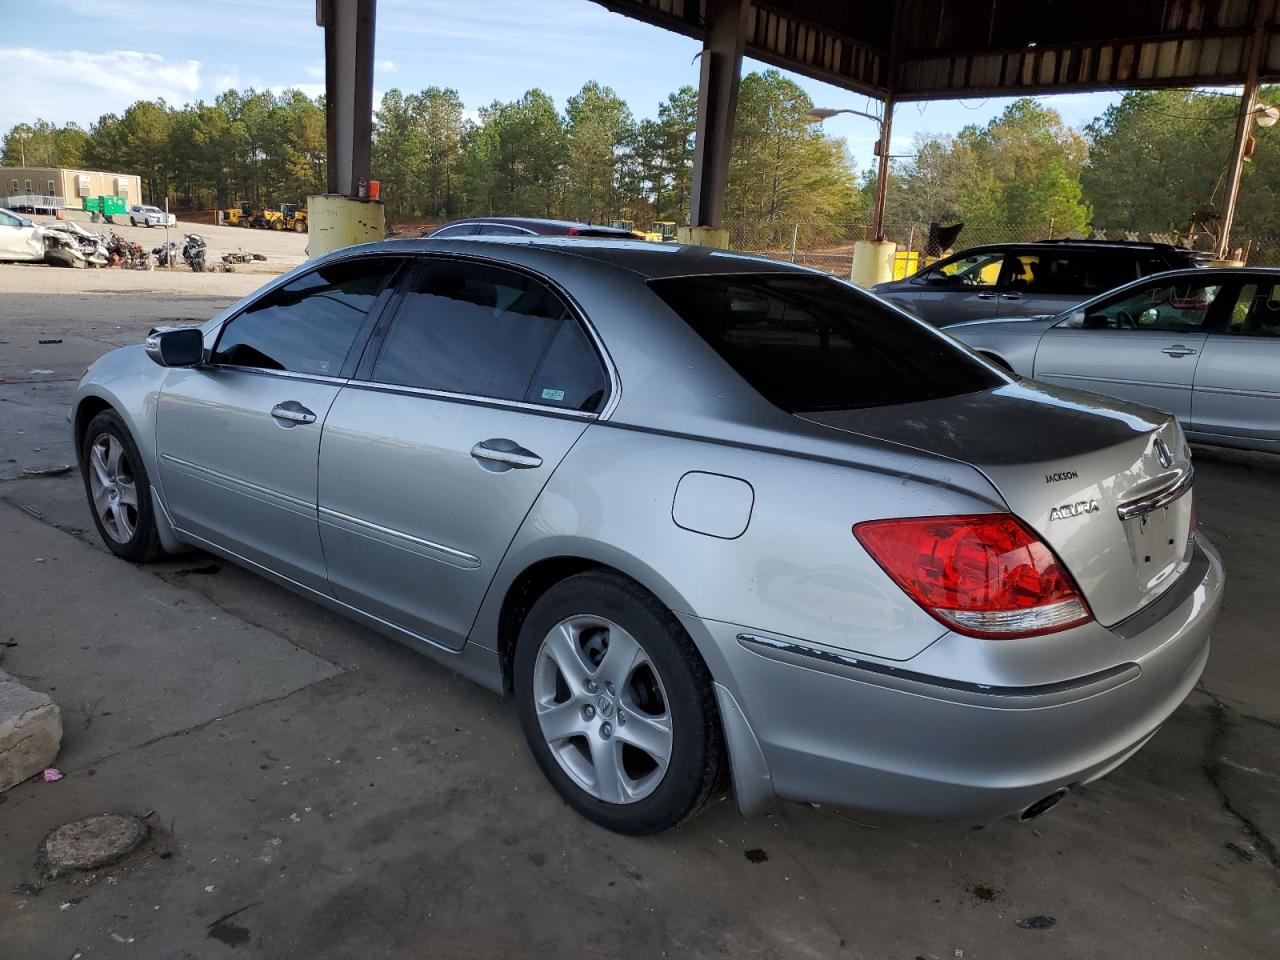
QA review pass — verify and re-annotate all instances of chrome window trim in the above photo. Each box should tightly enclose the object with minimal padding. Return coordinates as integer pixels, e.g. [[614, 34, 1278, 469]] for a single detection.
[[1116, 467, 1195, 521], [341, 377, 601, 421], [201, 364, 350, 387], [372, 249, 621, 420]]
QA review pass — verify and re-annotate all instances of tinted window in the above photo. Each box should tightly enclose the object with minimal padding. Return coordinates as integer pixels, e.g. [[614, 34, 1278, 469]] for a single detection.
[[374, 260, 607, 411], [916, 250, 1005, 287], [649, 274, 1004, 412], [1059, 281, 1223, 333], [1225, 281, 1280, 337], [0, 211, 19, 228], [213, 257, 399, 374], [1005, 252, 1090, 294], [477, 224, 531, 236]]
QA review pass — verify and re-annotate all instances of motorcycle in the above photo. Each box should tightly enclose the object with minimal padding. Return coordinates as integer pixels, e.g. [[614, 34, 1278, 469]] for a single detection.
[[152, 240, 180, 268], [182, 233, 208, 272]]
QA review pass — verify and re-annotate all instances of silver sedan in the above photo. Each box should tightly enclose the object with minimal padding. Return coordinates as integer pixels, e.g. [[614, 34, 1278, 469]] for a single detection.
[[949, 267, 1280, 454], [72, 238, 1223, 834]]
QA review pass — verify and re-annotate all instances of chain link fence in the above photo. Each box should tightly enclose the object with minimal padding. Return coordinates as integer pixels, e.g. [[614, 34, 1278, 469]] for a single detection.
[[726, 218, 1280, 276]]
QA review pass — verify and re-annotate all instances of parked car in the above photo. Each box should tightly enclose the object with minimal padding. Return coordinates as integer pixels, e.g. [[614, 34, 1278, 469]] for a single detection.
[[0, 206, 45, 262], [425, 217, 637, 239], [129, 204, 177, 228], [948, 266, 1279, 454], [72, 239, 1222, 834], [874, 239, 1206, 326]]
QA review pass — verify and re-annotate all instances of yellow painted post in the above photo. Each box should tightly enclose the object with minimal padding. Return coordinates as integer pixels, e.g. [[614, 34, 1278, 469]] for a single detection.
[[850, 240, 895, 286], [305, 195, 385, 257]]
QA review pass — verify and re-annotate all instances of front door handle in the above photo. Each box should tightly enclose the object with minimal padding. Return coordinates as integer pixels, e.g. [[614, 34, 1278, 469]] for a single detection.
[[1161, 345, 1198, 358], [270, 400, 317, 426], [975, 291, 997, 300], [999, 292, 1022, 300], [471, 438, 543, 471]]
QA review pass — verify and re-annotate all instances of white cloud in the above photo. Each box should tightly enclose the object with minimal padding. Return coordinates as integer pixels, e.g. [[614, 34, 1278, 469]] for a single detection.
[[378, 60, 397, 73], [0, 48, 201, 131]]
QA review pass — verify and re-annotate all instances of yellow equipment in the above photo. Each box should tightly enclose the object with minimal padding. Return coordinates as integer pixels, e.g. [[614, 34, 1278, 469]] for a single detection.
[[611, 218, 676, 243], [258, 203, 308, 232], [651, 221, 678, 242], [221, 202, 255, 228]]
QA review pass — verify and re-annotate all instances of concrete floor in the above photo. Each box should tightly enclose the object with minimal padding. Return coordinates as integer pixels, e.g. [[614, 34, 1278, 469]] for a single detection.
[[0, 269, 1276, 960]]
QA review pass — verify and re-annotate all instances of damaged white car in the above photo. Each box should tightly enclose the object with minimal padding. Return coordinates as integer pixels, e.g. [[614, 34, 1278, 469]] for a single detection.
[[0, 207, 45, 262]]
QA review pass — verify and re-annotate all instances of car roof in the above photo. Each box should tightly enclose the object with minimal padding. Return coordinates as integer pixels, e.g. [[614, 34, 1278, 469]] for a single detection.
[[359, 235, 808, 280], [432, 217, 635, 236], [963, 239, 1195, 254]]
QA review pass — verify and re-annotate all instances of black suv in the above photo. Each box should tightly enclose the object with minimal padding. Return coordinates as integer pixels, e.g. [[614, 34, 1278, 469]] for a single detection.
[[873, 239, 1206, 326]]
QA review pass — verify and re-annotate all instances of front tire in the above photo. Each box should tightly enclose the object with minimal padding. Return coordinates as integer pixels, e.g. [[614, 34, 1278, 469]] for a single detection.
[[80, 410, 165, 563], [514, 571, 724, 835], [130, 217, 137, 227]]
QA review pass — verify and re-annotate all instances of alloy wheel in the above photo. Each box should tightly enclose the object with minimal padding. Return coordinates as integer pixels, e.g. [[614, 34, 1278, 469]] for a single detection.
[[87, 433, 139, 543], [532, 615, 673, 804]]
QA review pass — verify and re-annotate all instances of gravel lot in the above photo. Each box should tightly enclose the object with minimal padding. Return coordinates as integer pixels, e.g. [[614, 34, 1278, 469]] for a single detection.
[[0, 269, 1276, 960]]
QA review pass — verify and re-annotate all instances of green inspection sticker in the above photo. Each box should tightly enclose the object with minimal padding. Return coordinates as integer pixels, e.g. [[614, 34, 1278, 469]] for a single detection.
[[541, 388, 566, 402]]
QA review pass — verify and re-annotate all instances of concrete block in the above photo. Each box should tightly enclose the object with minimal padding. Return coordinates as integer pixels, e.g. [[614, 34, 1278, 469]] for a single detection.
[[0, 670, 62, 792]]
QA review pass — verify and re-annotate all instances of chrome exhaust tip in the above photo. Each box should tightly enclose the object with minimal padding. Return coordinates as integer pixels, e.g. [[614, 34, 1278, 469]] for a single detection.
[[1020, 789, 1069, 821]]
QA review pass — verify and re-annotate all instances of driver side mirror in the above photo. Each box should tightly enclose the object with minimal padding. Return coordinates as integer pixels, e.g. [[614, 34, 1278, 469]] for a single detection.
[[1081, 314, 1111, 330], [145, 327, 205, 367], [18, 217, 34, 227]]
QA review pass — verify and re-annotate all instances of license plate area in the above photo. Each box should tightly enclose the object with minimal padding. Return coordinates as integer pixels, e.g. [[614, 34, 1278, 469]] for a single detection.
[[1123, 488, 1193, 596]]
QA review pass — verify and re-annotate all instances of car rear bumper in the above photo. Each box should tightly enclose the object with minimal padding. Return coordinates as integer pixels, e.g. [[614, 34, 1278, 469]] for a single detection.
[[683, 537, 1223, 820]]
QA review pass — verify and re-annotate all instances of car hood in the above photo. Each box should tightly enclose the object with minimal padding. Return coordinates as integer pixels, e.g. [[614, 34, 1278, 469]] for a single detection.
[[800, 380, 1195, 628]]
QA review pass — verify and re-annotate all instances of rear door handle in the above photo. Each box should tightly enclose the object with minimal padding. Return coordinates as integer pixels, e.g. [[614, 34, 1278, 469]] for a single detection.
[[975, 292, 997, 299], [471, 438, 542, 471], [1161, 345, 1198, 357], [270, 401, 317, 426], [999, 292, 1022, 300]]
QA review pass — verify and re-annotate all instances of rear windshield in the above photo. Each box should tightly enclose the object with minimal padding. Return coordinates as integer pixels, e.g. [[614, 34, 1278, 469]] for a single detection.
[[648, 273, 1004, 412]]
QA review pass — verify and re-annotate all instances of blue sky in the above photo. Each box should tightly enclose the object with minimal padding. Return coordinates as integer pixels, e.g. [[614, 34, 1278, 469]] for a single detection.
[[2, 0, 1129, 174]]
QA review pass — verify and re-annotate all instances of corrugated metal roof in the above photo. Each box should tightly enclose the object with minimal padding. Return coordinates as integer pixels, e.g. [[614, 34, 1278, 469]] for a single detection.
[[592, 0, 1280, 99]]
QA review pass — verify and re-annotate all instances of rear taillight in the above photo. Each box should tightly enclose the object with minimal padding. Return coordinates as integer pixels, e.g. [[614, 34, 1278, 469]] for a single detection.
[[853, 514, 1093, 639]]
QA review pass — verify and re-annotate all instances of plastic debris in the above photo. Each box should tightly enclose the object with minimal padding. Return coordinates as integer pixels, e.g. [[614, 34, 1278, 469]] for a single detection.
[[1015, 916, 1057, 930], [37, 339, 63, 345], [42, 768, 63, 782]]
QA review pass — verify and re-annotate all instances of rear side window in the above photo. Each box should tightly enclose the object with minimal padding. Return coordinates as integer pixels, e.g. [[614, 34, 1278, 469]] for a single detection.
[[373, 260, 608, 411], [649, 274, 1003, 412], [212, 257, 400, 375]]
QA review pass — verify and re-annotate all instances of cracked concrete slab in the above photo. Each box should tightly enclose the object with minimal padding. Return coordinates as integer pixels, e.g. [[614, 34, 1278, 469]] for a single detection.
[[0, 502, 343, 770], [0, 669, 61, 792]]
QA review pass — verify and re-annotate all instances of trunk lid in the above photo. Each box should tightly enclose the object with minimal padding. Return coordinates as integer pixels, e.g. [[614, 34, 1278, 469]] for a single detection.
[[803, 381, 1195, 626]]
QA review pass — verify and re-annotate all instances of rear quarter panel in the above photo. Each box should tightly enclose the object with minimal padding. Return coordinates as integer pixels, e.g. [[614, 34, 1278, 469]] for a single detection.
[[473, 422, 1008, 670]]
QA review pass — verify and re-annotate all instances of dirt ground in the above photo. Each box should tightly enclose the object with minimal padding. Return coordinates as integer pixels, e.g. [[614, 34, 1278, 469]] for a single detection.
[[0, 267, 1276, 959]]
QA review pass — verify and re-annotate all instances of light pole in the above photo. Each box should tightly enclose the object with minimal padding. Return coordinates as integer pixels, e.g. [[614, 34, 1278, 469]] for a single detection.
[[809, 100, 894, 242]]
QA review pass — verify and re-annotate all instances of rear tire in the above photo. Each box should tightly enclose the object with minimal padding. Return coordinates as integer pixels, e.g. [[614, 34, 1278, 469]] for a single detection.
[[514, 571, 724, 835], [80, 410, 165, 563]]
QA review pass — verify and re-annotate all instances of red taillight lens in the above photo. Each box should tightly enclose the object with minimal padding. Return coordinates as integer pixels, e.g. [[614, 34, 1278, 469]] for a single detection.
[[853, 514, 1093, 639]]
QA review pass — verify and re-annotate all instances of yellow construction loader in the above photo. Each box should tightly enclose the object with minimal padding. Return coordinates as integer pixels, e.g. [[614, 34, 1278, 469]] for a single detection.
[[257, 203, 308, 232], [221, 202, 256, 227]]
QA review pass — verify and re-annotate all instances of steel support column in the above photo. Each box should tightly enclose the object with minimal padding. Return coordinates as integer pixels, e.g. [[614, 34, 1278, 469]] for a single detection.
[[1217, 0, 1269, 260], [688, 0, 750, 233], [321, 0, 376, 197], [871, 94, 894, 242]]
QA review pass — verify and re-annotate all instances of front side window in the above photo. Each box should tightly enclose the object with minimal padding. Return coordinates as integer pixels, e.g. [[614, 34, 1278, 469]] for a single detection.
[[373, 260, 608, 411], [0, 211, 20, 228], [212, 257, 400, 375], [477, 224, 531, 236], [1225, 281, 1280, 338], [1058, 281, 1223, 333], [915, 250, 1005, 288], [649, 273, 1004, 412]]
